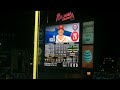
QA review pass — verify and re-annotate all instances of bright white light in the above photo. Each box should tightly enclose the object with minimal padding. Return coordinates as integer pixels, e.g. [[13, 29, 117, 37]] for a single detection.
[[117, 70, 118, 71], [30, 63, 33, 65], [112, 60, 114, 62], [0, 43, 1, 45]]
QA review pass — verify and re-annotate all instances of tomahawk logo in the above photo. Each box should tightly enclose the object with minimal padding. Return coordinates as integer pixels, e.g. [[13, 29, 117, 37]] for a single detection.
[[56, 12, 75, 22]]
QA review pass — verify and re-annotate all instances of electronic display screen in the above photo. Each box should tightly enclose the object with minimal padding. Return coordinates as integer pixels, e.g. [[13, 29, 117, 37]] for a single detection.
[[82, 45, 93, 68], [44, 23, 80, 67], [82, 21, 94, 44]]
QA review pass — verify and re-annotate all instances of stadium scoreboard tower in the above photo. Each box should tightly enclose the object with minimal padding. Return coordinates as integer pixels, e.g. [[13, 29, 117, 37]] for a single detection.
[[33, 11, 94, 79]]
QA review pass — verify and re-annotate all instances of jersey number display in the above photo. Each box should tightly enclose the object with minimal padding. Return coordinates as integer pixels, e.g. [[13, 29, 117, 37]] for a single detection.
[[71, 31, 79, 41]]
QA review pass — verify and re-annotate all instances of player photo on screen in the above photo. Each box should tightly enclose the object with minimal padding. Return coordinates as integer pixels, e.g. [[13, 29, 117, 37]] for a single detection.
[[82, 45, 93, 68], [82, 21, 94, 44], [44, 23, 80, 67], [56, 25, 72, 43]]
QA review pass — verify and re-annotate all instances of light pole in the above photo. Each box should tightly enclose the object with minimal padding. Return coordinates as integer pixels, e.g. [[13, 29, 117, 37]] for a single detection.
[[33, 11, 40, 79]]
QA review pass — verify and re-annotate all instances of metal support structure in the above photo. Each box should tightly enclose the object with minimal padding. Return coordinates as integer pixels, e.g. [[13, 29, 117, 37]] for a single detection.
[[37, 11, 40, 79], [33, 11, 40, 79]]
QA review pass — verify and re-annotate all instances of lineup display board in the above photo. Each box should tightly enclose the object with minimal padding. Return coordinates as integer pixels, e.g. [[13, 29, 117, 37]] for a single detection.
[[44, 23, 80, 67], [82, 21, 94, 44]]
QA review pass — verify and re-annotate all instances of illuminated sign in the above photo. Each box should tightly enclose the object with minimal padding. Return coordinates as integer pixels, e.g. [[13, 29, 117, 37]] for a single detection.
[[87, 72, 91, 76], [82, 45, 93, 68], [83, 21, 94, 44], [56, 12, 75, 22], [83, 50, 92, 63]]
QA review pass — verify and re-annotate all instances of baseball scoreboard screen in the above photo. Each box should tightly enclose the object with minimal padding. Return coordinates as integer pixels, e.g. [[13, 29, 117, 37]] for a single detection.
[[44, 23, 80, 67]]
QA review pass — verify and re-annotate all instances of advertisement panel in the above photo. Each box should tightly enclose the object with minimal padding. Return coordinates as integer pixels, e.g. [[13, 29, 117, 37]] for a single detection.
[[82, 45, 93, 68], [82, 21, 94, 44]]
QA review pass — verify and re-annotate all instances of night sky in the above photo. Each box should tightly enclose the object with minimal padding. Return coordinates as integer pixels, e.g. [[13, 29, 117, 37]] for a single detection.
[[97, 12, 120, 57], [0, 11, 35, 49], [0, 11, 120, 57]]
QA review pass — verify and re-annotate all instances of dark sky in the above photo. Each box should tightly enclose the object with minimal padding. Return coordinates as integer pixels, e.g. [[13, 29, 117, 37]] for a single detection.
[[0, 11, 35, 49], [95, 12, 120, 57], [0, 11, 119, 57]]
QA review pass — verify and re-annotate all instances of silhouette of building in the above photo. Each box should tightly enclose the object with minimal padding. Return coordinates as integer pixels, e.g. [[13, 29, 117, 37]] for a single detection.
[[11, 49, 31, 73]]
